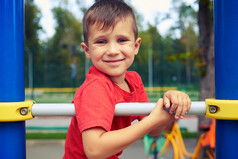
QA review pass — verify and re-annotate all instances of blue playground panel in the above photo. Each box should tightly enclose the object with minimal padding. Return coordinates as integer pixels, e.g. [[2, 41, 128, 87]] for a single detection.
[[0, 0, 26, 159], [214, 0, 238, 158]]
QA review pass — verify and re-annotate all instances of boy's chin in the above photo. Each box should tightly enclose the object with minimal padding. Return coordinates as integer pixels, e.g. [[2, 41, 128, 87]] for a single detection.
[[106, 71, 126, 78]]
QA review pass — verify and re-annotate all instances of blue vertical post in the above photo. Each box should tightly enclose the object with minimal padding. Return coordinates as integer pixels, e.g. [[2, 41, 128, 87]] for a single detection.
[[0, 0, 26, 159], [214, 0, 238, 158]]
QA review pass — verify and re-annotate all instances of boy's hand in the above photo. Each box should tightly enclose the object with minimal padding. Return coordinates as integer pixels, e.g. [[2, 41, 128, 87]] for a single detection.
[[149, 98, 175, 127], [163, 90, 191, 119]]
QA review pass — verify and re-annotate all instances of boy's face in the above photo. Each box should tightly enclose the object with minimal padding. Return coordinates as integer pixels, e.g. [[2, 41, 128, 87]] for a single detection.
[[81, 17, 141, 80]]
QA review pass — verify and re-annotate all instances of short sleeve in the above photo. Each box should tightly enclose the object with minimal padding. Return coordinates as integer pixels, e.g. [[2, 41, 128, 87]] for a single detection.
[[74, 79, 116, 132]]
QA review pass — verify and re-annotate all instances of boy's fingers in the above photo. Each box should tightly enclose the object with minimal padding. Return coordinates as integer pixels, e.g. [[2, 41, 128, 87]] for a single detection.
[[156, 98, 163, 109], [188, 98, 192, 111], [175, 97, 183, 119], [162, 91, 191, 119], [163, 96, 171, 108], [186, 98, 191, 113], [183, 97, 188, 114], [181, 96, 191, 118], [175, 106, 183, 119], [169, 96, 178, 114]]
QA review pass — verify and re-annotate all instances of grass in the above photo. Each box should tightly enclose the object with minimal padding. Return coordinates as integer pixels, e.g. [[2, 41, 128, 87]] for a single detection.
[[33, 98, 72, 103], [181, 132, 198, 138], [26, 131, 197, 140], [26, 86, 200, 103], [26, 132, 67, 139]]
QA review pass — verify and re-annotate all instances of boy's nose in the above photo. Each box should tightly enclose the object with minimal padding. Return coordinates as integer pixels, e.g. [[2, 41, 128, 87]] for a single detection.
[[106, 42, 120, 55]]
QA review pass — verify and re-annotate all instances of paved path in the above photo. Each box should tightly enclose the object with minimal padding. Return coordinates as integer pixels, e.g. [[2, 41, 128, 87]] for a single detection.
[[26, 116, 199, 159], [26, 138, 197, 159], [26, 115, 198, 132]]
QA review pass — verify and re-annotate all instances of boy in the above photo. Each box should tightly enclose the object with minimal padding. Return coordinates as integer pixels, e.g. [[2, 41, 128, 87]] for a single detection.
[[64, 0, 191, 158]]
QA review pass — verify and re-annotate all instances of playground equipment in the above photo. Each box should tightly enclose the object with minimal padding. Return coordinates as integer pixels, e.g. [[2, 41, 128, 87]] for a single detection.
[[1, 99, 238, 120], [214, 1, 238, 158], [0, 101, 205, 120], [144, 123, 215, 159], [0, 1, 25, 159], [1, 0, 238, 159]]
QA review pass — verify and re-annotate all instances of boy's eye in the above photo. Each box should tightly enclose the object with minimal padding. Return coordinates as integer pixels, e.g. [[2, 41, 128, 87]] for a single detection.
[[118, 38, 128, 43], [96, 40, 106, 44]]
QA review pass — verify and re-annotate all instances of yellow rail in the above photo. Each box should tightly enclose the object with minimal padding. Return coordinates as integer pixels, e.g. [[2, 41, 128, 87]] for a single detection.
[[25, 87, 177, 93], [144, 87, 177, 92], [25, 88, 77, 93]]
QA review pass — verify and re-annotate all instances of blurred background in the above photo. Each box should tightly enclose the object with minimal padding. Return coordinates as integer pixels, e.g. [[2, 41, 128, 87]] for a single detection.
[[25, 0, 212, 103]]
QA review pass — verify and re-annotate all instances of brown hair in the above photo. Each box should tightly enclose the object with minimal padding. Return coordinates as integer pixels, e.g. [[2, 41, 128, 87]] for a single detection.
[[82, 0, 138, 44]]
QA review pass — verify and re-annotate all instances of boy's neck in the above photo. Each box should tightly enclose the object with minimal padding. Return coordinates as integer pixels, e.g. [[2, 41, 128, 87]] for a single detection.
[[109, 75, 131, 93]]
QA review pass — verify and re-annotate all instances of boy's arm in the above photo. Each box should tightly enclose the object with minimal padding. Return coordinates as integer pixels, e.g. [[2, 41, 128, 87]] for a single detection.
[[82, 99, 173, 159]]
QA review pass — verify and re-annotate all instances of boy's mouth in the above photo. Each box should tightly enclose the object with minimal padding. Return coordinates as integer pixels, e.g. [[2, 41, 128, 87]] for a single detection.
[[103, 58, 125, 63]]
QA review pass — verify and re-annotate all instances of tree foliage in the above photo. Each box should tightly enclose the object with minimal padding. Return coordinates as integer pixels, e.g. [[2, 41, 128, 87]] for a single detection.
[[25, 0, 200, 88], [42, 6, 84, 87], [24, 0, 43, 87]]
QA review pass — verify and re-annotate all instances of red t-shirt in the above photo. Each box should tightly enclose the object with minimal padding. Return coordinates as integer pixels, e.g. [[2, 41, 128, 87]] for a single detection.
[[63, 66, 149, 159]]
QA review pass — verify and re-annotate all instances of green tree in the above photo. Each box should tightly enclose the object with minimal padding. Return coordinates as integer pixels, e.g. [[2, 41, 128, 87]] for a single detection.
[[167, 1, 199, 85], [170, 0, 197, 36], [135, 24, 184, 86], [132, 30, 151, 85], [43, 6, 84, 87], [177, 22, 198, 84], [24, 0, 43, 88]]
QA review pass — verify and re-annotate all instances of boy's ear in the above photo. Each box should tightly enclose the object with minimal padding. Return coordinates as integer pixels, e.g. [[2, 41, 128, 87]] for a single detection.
[[134, 37, 141, 55], [81, 42, 91, 59]]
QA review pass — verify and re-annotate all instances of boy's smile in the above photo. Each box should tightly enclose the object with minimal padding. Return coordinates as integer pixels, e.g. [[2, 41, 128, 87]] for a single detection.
[[102, 58, 126, 66], [81, 17, 141, 83]]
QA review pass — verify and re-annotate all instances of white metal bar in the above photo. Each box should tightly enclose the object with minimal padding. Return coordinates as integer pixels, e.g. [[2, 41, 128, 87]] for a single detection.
[[31, 101, 206, 117], [32, 103, 75, 116], [115, 101, 206, 116]]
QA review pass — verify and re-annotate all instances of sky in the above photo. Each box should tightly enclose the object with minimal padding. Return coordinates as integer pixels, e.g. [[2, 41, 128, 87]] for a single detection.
[[34, 0, 197, 40]]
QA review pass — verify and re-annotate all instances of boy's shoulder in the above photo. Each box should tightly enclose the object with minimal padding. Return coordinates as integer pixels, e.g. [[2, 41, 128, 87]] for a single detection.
[[74, 67, 114, 97], [125, 71, 145, 89], [126, 70, 140, 76]]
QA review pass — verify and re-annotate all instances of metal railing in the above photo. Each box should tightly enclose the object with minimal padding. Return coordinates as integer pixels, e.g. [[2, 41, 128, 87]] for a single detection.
[[31, 101, 206, 117]]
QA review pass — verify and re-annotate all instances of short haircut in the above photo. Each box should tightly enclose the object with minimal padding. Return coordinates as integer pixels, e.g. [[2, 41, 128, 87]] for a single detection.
[[82, 0, 138, 44]]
